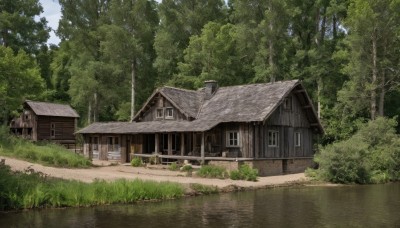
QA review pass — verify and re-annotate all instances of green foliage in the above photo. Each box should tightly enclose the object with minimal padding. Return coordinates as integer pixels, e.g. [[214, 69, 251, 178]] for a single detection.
[[190, 183, 218, 195], [181, 165, 193, 172], [0, 46, 44, 123], [229, 164, 258, 182], [168, 162, 179, 171], [0, 164, 184, 210], [0, 127, 91, 168], [130, 157, 143, 167], [314, 117, 400, 184], [197, 165, 228, 179]]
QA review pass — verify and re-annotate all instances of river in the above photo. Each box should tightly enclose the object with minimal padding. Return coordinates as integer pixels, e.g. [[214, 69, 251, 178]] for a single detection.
[[1, 183, 399, 227]]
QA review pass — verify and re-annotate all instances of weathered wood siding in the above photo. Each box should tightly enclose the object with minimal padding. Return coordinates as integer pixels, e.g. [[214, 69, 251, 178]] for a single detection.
[[140, 96, 188, 121], [262, 92, 314, 158], [37, 116, 76, 141]]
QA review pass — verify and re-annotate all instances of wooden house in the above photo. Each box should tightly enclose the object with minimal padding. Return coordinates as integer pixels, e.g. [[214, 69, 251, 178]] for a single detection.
[[10, 101, 79, 147], [78, 80, 323, 176]]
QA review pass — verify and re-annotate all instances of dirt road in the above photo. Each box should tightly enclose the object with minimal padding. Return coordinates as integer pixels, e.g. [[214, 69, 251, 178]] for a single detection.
[[1, 156, 308, 189]]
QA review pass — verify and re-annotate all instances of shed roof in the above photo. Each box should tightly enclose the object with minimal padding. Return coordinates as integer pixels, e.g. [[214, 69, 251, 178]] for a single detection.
[[25, 101, 79, 118]]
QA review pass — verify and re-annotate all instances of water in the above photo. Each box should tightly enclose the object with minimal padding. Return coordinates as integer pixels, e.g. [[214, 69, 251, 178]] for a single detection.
[[1, 183, 400, 228]]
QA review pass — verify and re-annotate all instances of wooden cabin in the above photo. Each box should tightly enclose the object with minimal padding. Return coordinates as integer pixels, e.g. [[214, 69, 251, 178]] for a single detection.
[[78, 80, 323, 176], [10, 101, 79, 147]]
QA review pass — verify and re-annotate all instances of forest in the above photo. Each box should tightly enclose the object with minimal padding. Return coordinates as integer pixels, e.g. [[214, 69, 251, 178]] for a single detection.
[[1, 0, 399, 145]]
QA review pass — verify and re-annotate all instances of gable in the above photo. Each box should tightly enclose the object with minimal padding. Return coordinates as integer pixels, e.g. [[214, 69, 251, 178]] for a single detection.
[[134, 92, 190, 122]]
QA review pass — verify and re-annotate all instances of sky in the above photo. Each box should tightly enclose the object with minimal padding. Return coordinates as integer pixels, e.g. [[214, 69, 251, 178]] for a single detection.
[[40, 0, 62, 45]]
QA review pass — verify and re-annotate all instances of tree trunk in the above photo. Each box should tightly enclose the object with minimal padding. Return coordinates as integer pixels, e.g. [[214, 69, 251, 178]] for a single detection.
[[378, 69, 385, 116], [268, 1, 275, 83], [88, 102, 92, 124], [370, 28, 378, 120], [317, 78, 322, 119], [93, 92, 98, 122], [130, 60, 135, 122]]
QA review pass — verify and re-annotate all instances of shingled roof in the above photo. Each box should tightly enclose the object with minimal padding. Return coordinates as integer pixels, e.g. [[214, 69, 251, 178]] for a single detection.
[[78, 80, 323, 134], [25, 101, 79, 118]]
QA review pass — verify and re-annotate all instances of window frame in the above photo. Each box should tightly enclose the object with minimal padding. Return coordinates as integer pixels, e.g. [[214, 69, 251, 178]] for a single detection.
[[107, 136, 120, 151], [295, 132, 301, 147], [50, 123, 55, 139], [156, 108, 164, 119], [283, 97, 292, 110], [165, 107, 174, 119], [268, 130, 279, 147], [226, 131, 240, 147]]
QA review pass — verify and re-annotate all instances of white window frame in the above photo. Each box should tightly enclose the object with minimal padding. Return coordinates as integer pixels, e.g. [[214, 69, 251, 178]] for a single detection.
[[226, 131, 240, 147], [165, 107, 174, 119], [156, 108, 164, 119], [295, 132, 301, 147], [268, 130, 279, 147]]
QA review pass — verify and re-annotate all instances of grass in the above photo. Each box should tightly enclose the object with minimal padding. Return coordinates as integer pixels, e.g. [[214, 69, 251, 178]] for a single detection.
[[0, 164, 185, 210], [189, 183, 219, 195], [130, 157, 143, 167], [168, 162, 179, 171], [230, 164, 258, 181], [0, 127, 91, 168], [197, 165, 228, 179]]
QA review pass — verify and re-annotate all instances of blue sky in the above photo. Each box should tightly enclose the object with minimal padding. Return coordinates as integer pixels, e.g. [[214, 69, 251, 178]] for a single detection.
[[40, 0, 61, 45]]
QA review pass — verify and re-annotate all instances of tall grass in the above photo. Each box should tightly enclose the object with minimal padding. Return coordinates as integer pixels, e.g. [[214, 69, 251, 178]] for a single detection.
[[197, 165, 228, 179], [0, 164, 184, 210], [0, 126, 91, 168]]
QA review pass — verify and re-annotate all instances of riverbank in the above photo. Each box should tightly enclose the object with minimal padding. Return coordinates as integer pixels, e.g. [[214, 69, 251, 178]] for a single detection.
[[1, 156, 310, 192]]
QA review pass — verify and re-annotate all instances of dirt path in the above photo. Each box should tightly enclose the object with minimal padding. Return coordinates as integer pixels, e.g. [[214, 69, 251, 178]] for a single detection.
[[1, 156, 309, 189]]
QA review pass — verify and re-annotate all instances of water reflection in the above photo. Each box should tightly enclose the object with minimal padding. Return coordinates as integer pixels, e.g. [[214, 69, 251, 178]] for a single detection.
[[1, 183, 400, 227]]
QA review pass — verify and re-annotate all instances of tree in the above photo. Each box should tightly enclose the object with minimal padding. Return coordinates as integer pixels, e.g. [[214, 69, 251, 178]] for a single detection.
[[0, 46, 44, 124], [0, 0, 49, 54], [339, 0, 400, 120], [154, 0, 227, 85]]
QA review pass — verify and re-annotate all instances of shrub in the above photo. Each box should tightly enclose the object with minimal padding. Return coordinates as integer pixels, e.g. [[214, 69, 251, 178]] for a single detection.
[[190, 183, 218, 195], [230, 164, 258, 181], [197, 165, 228, 179], [181, 165, 193, 172], [313, 117, 400, 184], [130, 157, 143, 167], [168, 162, 179, 171]]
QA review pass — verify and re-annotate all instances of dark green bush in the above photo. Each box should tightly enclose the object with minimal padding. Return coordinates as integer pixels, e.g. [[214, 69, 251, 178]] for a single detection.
[[313, 117, 400, 184], [197, 165, 228, 179], [168, 162, 179, 171]]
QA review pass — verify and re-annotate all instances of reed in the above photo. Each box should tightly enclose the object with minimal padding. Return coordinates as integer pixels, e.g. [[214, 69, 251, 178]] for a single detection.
[[0, 164, 185, 210]]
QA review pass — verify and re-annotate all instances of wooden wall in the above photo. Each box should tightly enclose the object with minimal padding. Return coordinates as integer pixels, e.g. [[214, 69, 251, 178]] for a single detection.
[[140, 95, 188, 121], [37, 116, 76, 141]]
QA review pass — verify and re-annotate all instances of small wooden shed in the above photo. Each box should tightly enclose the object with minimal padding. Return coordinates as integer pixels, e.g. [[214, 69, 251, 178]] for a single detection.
[[10, 101, 79, 147]]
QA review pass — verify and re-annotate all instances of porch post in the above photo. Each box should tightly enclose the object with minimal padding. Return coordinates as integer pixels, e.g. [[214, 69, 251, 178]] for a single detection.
[[180, 132, 185, 156], [168, 133, 173, 155], [155, 133, 159, 154], [201, 132, 205, 164]]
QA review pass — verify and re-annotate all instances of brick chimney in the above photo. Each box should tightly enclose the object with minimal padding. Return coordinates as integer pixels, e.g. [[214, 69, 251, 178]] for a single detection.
[[204, 80, 218, 100]]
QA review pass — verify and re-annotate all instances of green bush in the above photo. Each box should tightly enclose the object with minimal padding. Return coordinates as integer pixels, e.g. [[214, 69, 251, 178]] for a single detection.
[[190, 183, 218, 195], [197, 165, 228, 179], [130, 157, 143, 167], [230, 164, 258, 181], [181, 164, 193, 172], [168, 162, 179, 171], [313, 117, 400, 184]]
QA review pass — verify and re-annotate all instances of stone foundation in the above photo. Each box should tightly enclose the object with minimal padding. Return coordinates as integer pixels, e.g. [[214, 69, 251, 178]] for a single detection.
[[209, 158, 313, 177]]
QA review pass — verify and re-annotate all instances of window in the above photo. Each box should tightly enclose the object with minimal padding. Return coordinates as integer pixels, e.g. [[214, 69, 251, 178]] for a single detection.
[[226, 131, 240, 147], [156, 108, 163, 119], [283, 97, 292, 110], [92, 137, 99, 151], [25, 114, 30, 120], [295, 132, 301, 147], [50, 123, 55, 138], [268, 131, 279, 147], [107, 137, 120, 151], [165, 107, 174, 119]]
